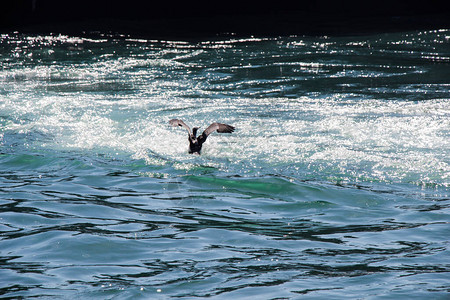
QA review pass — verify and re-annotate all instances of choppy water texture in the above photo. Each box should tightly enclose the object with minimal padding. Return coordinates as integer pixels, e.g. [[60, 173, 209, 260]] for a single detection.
[[1, 30, 449, 299]]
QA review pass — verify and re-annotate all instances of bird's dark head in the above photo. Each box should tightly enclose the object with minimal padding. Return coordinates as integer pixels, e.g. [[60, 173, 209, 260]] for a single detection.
[[192, 127, 200, 137]]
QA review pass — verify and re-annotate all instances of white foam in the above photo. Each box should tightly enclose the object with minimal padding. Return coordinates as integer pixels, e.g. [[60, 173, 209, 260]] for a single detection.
[[1, 32, 449, 187]]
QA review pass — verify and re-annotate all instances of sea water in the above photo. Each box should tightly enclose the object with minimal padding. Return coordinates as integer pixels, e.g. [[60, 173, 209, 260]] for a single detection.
[[0, 30, 449, 298]]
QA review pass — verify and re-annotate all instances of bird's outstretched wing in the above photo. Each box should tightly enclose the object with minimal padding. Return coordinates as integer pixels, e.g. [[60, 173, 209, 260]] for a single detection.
[[200, 123, 235, 142], [169, 119, 191, 134]]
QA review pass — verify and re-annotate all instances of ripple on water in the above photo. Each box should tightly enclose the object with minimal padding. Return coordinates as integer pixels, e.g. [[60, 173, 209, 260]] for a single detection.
[[0, 31, 449, 299]]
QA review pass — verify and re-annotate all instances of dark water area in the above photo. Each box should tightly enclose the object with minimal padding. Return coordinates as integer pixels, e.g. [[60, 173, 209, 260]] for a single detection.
[[2, 0, 450, 39], [0, 29, 449, 298]]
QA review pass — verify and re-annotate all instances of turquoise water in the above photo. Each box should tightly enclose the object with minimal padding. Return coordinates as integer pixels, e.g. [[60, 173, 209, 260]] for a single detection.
[[0, 30, 449, 299]]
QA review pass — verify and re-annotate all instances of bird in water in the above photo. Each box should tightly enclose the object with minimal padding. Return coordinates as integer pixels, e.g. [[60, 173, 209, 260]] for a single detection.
[[169, 119, 235, 154]]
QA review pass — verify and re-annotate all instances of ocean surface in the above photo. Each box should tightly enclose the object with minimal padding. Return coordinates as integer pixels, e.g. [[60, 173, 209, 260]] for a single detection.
[[0, 30, 449, 299]]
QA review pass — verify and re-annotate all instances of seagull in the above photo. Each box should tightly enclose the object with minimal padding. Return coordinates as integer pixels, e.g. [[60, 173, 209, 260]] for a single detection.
[[169, 119, 235, 154]]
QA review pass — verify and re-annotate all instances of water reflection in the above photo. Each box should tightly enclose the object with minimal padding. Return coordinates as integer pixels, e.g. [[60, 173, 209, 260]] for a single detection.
[[1, 30, 449, 298]]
